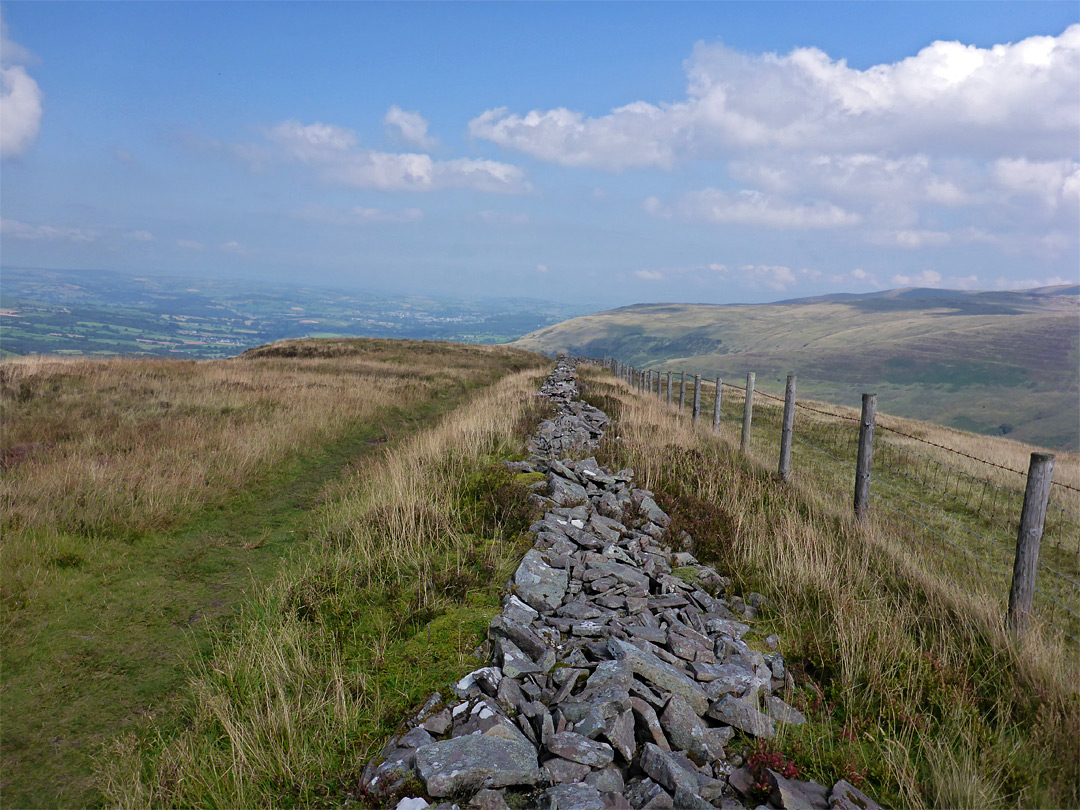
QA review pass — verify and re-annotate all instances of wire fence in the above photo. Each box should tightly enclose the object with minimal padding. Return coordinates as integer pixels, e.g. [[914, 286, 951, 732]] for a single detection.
[[610, 363, 1080, 651]]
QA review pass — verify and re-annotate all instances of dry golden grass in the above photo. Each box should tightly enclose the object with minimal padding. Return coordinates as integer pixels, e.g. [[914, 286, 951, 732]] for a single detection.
[[0, 338, 546, 809], [583, 367, 1080, 809], [99, 364, 552, 808]]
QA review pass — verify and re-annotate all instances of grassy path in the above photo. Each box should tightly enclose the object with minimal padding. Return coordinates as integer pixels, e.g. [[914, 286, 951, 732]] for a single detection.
[[1, 388, 480, 809]]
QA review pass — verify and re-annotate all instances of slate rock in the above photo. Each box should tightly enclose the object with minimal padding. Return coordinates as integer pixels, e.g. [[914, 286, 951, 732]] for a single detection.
[[639, 743, 725, 801], [607, 637, 709, 716], [707, 694, 776, 739], [515, 549, 569, 613], [414, 735, 540, 797], [541, 783, 606, 810], [660, 694, 726, 763], [542, 757, 592, 784], [546, 731, 615, 768], [631, 696, 671, 751], [767, 695, 808, 727], [830, 780, 882, 810], [468, 789, 512, 810]]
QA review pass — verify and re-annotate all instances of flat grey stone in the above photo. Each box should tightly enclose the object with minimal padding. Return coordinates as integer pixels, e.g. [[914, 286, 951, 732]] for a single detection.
[[415, 735, 540, 797], [586, 764, 625, 794], [607, 637, 709, 716], [707, 694, 776, 739], [767, 695, 808, 726], [541, 783, 606, 810], [545, 731, 614, 768], [542, 757, 592, 784], [631, 696, 670, 751], [767, 770, 822, 810], [515, 549, 569, 613], [489, 613, 549, 661], [830, 779, 881, 810], [660, 694, 726, 763], [639, 743, 725, 801], [498, 638, 540, 679]]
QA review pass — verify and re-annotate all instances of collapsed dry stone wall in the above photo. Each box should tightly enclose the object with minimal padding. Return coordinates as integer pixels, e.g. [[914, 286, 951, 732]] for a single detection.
[[359, 360, 880, 810]]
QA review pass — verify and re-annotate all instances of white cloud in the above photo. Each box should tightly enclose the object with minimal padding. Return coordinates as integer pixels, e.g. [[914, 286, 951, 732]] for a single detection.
[[125, 229, 155, 242], [0, 17, 42, 159], [869, 229, 952, 249], [220, 240, 245, 254], [738, 264, 797, 291], [0, 218, 97, 242], [731, 153, 975, 208], [536, 263, 548, 273], [176, 239, 205, 250], [293, 204, 424, 225], [995, 275, 1072, 290], [889, 269, 986, 289], [471, 26, 1080, 168], [634, 269, 665, 281], [647, 188, 859, 229], [992, 158, 1080, 209], [384, 105, 438, 150], [264, 120, 529, 193], [478, 210, 529, 226]]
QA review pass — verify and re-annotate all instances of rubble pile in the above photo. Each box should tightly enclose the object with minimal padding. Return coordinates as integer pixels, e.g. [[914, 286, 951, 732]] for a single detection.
[[360, 360, 879, 810]]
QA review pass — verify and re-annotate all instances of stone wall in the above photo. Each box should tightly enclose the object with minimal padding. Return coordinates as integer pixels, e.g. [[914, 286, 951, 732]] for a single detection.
[[359, 360, 879, 810]]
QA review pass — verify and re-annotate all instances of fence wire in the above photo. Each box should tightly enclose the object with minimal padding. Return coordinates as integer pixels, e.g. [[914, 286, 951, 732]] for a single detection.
[[622, 365, 1080, 648]]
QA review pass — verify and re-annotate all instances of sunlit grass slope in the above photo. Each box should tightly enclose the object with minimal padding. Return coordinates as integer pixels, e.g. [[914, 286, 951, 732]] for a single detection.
[[514, 286, 1080, 450], [100, 361, 552, 808], [578, 366, 1079, 810], [0, 338, 546, 808]]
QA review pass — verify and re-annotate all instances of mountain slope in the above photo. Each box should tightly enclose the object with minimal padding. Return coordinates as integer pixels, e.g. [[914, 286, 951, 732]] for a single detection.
[[513, 286, 1080, 449]]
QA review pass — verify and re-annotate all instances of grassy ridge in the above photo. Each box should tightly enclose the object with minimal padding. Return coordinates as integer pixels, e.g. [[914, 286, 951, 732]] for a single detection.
[[100, 364, 551, 808], [578, 367, 1080, 809], [513, 287, 1080, 450], [0, 338, 545, 808]]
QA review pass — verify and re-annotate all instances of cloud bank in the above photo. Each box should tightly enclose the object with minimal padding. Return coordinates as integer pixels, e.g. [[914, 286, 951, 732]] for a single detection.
[[0, 17, 43, 158], [263, 120, 529, 194]]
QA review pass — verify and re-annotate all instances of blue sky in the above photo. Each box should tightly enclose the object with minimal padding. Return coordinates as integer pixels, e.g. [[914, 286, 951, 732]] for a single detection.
[[2, 2, 1077, 306]]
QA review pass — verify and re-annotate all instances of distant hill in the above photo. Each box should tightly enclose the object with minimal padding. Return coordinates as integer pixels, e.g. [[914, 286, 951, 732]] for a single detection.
[[513, 286, 1080, 450]]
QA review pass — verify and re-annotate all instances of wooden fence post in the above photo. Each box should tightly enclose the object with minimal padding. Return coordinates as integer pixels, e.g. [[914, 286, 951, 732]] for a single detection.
[[667, 372, 673, 405], [692, 375, 702, 424], [647, 369, 652, 394], [778, 375, 796, 481], [740, 372, 755, 453], [679, 373, 686, 409], [1007, 452, 1056, 640], [853, 393, 877, 520], [712, 377, 722, 433]]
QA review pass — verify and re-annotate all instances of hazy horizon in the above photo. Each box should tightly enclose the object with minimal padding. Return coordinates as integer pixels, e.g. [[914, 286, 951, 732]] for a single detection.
[[2, 2, 1078, 309]]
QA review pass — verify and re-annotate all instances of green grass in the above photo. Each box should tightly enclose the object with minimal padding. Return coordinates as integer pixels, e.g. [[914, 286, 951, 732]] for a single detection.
[[1, 339, 548, 809], [99, 367, 551, 808], [0, 392, 487, 808]]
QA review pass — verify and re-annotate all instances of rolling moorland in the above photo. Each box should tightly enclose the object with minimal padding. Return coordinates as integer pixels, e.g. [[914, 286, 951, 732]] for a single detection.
[[1, 337, 1077, 809], [0, 267, 596, 359], [512, 286, 1080, 451]]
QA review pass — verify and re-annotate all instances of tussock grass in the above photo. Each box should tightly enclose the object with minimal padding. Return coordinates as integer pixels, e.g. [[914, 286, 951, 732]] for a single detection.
[[99, 365, 551, 808], [581, 368, 1080, 810]]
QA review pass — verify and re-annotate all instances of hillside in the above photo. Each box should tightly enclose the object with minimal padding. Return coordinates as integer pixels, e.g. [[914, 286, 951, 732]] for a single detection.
[[0, 339, 548, 808], [513, 286, 1080, 450], [4, 341, 1077, 809]]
